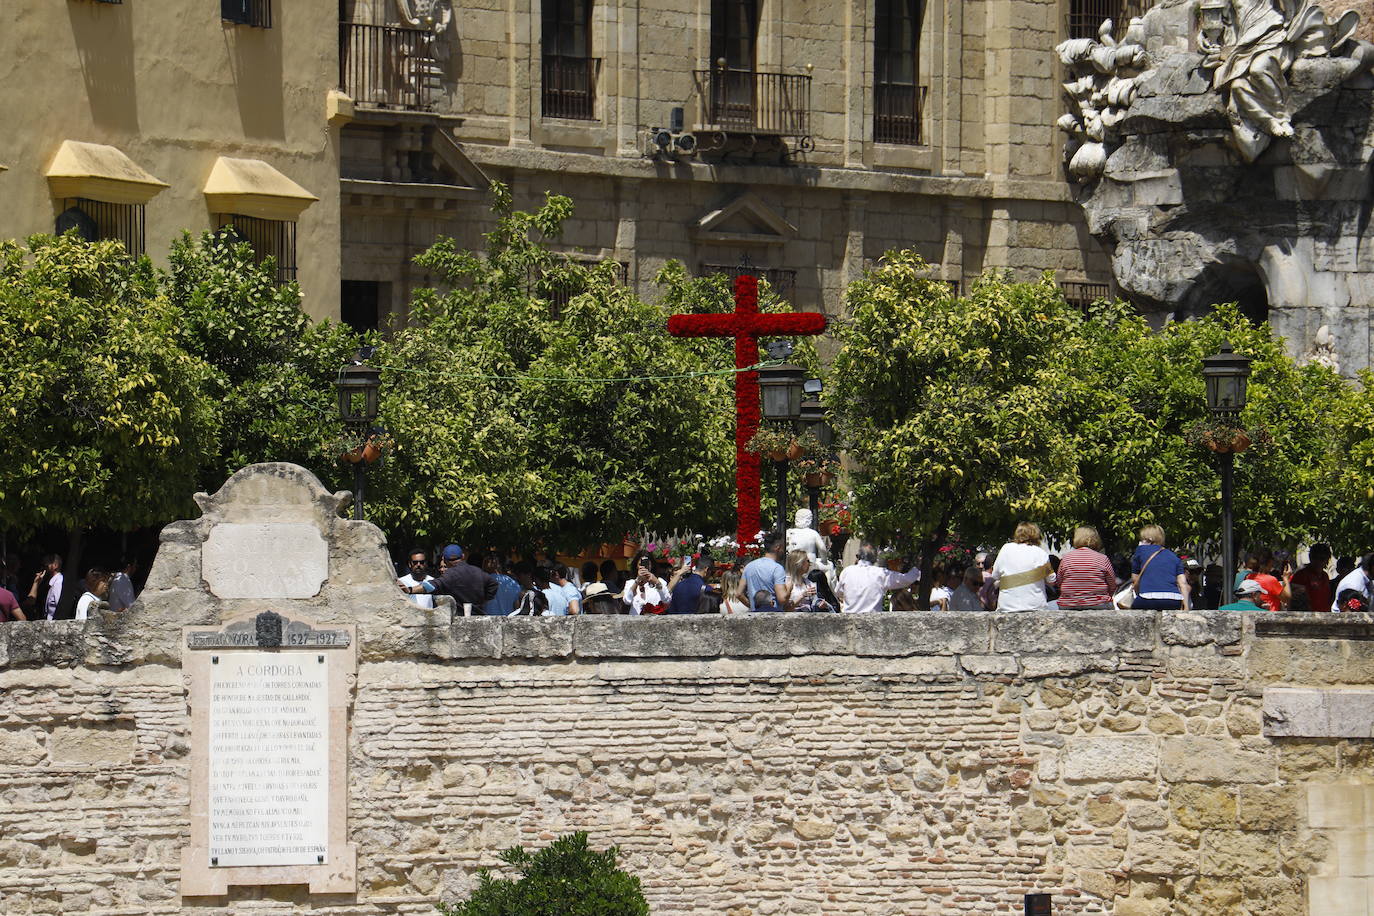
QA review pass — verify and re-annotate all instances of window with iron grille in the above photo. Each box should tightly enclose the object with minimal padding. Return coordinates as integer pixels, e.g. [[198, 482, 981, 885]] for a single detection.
[[1060, 280, 1111, 307], [222, 0, 271, 28], [1066, 0, 1147, 40], [220, 215, 297, 285], [700, 263, 797, 304], [55, 199, 146, 257], [542, 0, 598, 120], [874, 0, 925, 144], [538, 259, 630, 317]]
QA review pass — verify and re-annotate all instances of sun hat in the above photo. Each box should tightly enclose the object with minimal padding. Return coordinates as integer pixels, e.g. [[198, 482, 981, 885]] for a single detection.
[[584, 582, 610, 597]]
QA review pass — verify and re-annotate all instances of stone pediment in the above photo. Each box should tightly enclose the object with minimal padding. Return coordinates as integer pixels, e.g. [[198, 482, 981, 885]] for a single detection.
[[692, 192, 797, 246]]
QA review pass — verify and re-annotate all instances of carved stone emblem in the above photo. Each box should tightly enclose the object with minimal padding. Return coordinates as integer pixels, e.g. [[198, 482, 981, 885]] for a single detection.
[[255, 610, 284, 648]]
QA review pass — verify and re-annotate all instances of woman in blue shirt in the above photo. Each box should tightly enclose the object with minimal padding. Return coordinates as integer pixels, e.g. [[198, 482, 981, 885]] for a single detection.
[[1131, 524, 1191, 610]]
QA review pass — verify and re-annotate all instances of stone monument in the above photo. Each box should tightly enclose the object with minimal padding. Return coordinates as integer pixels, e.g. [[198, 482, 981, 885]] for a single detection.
[[1056, 0, 1374, 375], [108, 462, 432, 899]]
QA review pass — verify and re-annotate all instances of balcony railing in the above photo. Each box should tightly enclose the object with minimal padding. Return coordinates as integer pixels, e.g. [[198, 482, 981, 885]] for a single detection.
[[542, 55, 600, 120], [692, 69, 812, 142], [874, 83, 928, 145], [339, 22, 437, 111]]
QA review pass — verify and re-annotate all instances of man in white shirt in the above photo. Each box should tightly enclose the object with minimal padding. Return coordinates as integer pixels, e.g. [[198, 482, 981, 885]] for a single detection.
[[1332, 553, 1374, 611], [836, 544, 921, 614], [397, 547, 436, 610]]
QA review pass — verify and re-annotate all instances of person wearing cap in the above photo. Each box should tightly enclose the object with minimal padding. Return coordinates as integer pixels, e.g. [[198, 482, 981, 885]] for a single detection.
[[1220, 578, 1267, 611], [402, 544, 497, 614]]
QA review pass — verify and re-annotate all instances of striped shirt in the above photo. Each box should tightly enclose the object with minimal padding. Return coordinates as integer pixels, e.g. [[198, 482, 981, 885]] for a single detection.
[[1056, 548, 1118, 609]]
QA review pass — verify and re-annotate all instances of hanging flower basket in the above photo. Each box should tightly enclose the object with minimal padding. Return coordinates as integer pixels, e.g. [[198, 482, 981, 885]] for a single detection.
[[819, 519, 840, 536], [362, 440, 383, 463], [1185, 421, 1270, 455], [341, 446, 365, 464]]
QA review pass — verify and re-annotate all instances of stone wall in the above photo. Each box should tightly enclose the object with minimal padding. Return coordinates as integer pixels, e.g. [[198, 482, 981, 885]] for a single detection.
[[3, 489, 1373, 916]]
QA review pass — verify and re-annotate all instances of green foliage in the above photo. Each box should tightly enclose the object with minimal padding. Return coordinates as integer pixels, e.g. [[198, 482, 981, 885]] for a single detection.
[[0, 234, 216, 533], [437, 832, 648, 916], [166, 230, 362, 489], [366, 186, 740, 549], [830, 252, 1351, 559], [830, 253, 1089, 550]]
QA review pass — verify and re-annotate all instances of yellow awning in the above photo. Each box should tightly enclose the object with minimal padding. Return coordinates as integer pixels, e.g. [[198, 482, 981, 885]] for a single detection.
[[46, 141, 167, 205], [203, 157, 317, 221]]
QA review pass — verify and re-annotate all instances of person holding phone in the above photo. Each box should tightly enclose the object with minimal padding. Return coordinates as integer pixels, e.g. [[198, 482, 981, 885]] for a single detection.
[[1243, 548, 1291, 612], [668, 555, 706, 614], [624, 552, 674, 615]]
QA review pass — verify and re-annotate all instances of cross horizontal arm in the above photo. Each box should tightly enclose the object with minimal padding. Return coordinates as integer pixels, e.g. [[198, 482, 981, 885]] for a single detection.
[[667, 312, 828, 338]]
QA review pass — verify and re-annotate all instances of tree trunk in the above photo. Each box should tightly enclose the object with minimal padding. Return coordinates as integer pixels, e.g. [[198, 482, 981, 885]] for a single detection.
[[56, 527, 85, 619], [917, 515, 951, 611]]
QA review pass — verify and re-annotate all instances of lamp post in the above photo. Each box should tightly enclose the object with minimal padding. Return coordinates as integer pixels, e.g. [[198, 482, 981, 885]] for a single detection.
[[336, 347, 382, 521], [758, 354, 805, 534], [799, 391, 832, 521], [1202, 341, 1253, 602]]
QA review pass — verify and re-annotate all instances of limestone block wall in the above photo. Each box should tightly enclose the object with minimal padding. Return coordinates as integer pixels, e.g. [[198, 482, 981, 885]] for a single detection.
[[342, 0, 1118, 323], [2, 600, 1372, 912]]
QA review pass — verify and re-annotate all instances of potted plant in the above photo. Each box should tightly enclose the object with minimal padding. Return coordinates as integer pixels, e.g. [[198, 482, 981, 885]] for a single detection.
[[797, 453, 839, 489], [746, 426, 796, 461], [1184, 421, 1271, 455]]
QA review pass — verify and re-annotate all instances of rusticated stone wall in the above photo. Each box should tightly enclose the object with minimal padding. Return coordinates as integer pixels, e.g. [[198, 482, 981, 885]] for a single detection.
[[1, 465, 1372, 915]]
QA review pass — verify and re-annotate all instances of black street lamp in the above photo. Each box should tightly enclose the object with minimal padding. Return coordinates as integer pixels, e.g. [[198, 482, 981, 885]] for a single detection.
[[799, 391, 832, 521], [336, 347, 382, 521], [758, 355, 806, 533], [1202, 341, 1253, 601]]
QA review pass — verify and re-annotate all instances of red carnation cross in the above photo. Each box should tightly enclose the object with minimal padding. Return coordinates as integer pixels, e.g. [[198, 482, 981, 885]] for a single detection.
[[667, 274, 827, 550]]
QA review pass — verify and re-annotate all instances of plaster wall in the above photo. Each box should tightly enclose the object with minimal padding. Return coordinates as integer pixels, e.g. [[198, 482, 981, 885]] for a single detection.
[[0, 0, 342, 320], [0, 464, 1369, 916]]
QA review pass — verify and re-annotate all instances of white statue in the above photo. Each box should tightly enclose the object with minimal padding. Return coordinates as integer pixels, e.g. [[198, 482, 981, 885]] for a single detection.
[[1055, 19, 1151, 183], [787, 508, 836, 587], [1199, 0, 1363, 161]]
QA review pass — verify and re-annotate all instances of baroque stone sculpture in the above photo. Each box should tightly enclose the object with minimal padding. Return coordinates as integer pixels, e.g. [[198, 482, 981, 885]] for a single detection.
[[1055, 0, 1374, 376]]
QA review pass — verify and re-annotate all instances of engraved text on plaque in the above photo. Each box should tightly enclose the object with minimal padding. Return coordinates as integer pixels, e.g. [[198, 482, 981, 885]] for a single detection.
[[209, 651, 330, 867]]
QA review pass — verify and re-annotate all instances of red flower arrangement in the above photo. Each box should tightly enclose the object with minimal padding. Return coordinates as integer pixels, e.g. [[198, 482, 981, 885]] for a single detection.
[[667, 273, 826, 554]]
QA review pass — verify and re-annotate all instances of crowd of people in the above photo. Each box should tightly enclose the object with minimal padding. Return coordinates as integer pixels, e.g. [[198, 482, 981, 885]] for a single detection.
[[1, 520, 1365, 622], [0, 553, 140, 622], [395, 523, 1374, 616]]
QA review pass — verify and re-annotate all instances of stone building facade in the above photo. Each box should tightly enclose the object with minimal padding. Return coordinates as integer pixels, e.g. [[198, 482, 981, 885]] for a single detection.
[[0, 461, 1372, 915], [0, 0, 344, 320], [337, 0, 1124, 328]]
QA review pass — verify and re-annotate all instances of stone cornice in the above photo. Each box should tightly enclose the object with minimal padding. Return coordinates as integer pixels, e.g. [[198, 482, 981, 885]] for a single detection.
[[458, 143, 1075, 204]]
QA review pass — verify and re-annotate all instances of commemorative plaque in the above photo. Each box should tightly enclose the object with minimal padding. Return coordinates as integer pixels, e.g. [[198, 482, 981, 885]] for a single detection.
[[181, 611, 357, 895]]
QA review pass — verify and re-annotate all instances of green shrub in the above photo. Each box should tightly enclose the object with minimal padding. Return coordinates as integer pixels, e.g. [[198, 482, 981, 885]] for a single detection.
[[438, 832, 649, 916]]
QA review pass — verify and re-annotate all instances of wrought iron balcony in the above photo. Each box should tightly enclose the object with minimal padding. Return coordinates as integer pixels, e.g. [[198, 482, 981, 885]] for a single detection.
[[542, 55, 600, 121], [339, 22, 439, 111], [874, 83, 928, 146], [692, 68, 813, 152]]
